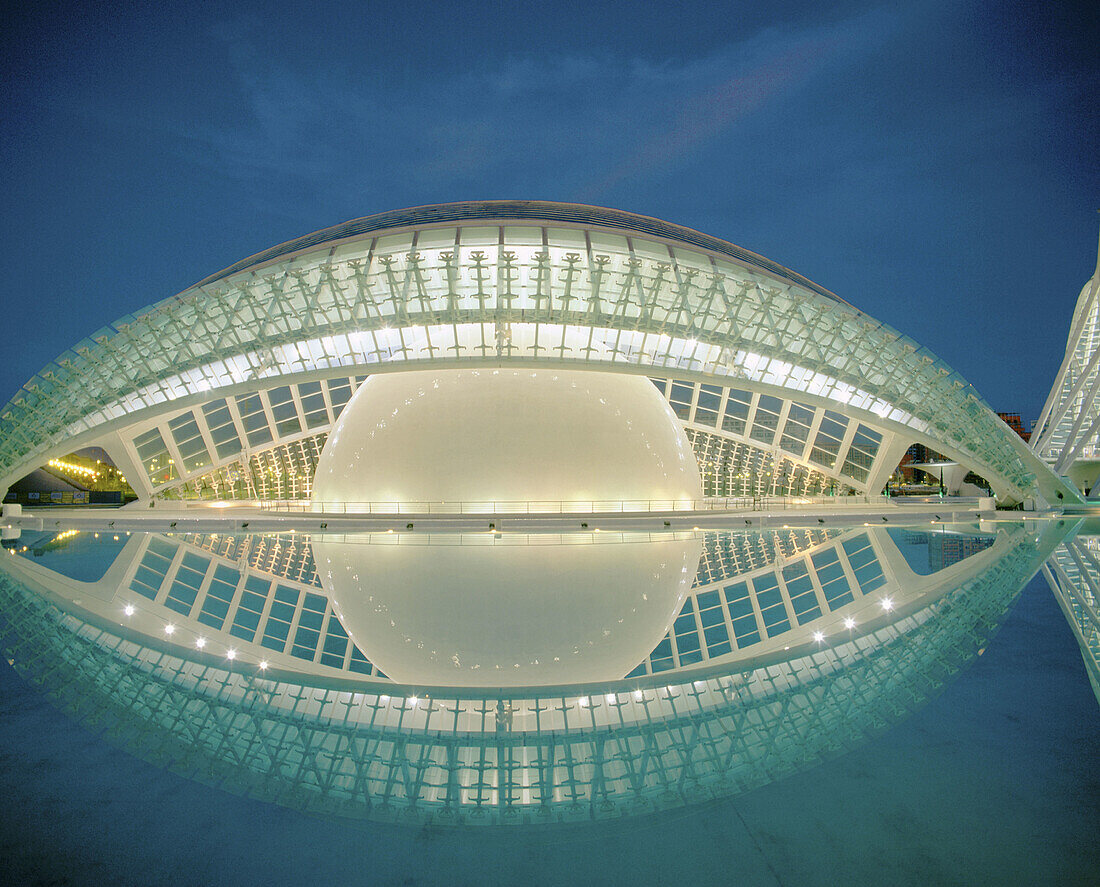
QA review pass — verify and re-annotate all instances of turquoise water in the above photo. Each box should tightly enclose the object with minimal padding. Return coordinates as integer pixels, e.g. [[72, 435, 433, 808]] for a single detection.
[[0, 526, 1097, 885]]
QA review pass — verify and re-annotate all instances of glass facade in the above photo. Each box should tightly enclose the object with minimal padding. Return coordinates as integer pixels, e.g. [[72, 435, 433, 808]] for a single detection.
[[0, 202, 1052, 504]]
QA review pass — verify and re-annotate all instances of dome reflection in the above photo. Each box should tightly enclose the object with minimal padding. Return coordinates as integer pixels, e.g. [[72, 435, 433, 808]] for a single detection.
[[313, 533, 703, 687]]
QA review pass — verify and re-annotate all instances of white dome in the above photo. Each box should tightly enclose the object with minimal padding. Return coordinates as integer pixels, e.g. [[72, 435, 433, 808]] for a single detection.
[[312, 533, 702, 687], [312, 368, 702, 510]]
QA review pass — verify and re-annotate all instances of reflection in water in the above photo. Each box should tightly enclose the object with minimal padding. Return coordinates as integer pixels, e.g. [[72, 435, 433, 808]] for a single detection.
[[0, 520, 1071, 826], [1041, 521, 1100, 706], [313, 533, 702, 686]]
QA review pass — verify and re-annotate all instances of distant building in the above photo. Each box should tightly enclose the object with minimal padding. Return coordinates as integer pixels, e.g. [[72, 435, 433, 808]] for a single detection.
[[997, 412, 1030, 442], [929, 534, 995, 572]]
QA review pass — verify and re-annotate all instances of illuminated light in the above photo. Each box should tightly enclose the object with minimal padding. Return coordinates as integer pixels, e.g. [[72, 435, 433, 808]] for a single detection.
[[113, 535, 119, 541], [123, 604, 135, 617], [47, 458, 100, 478], [164, 624, 176, 635], [226, 649, 237, 660], [578, 696, 590, 707], [313, 368, 701, 513], [633, 690, 643, 701], [844, 616, 856, 630], [407, 696, 419, 706], [195, 637, 207, 649], [880, 598, 895, 612], [259, 660, 268, 670], [813, 631, 825, 643], [605, 693, 616, 703]]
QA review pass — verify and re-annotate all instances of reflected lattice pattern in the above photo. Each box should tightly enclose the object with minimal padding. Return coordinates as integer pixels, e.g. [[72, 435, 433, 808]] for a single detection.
[[0, 525, 1046, 826]]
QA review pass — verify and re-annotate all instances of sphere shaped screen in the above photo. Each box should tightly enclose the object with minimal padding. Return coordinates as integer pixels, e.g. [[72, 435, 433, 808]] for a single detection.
[[311, 368, 702, 509], [313, 534, 703, 687]]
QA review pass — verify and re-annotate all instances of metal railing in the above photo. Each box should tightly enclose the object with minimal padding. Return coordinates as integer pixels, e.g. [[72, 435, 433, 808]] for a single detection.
[[256, 495, 899, 515]]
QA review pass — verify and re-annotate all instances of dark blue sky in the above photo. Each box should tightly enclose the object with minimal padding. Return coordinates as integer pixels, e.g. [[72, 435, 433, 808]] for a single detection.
[[3, 0, 1097, 423]]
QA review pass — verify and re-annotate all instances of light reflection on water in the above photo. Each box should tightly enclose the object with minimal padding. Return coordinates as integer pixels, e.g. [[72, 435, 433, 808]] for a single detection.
[[0, 518, 1084, 827]]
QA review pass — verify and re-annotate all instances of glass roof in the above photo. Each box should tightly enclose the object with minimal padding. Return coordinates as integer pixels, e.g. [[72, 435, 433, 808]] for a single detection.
[[0, 204, 1065, 504]]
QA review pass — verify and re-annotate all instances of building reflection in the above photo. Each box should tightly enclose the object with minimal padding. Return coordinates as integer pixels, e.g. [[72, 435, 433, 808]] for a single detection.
[[0, 519, 1071, 826]]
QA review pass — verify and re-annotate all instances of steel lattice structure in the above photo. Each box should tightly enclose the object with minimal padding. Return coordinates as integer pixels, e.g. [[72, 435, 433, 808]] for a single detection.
[[0, 202, 1070, 505], [1042, 527, 1100, 706], [1033, 229, 1100, 491]]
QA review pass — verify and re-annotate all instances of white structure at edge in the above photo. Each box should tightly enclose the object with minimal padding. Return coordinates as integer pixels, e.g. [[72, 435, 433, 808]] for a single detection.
[[1033, 224, 1100, 492], [312, 368, 702, 510]]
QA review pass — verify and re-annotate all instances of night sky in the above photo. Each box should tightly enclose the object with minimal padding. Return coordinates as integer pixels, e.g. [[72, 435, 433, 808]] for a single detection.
[[2, 1, 1097, 425]]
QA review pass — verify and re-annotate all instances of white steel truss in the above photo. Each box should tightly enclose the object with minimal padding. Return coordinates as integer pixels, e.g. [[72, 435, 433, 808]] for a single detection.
[[1032, 225, 1100, 488], [0, 202, 1071, 505], [1042, 530, 1100, 707]]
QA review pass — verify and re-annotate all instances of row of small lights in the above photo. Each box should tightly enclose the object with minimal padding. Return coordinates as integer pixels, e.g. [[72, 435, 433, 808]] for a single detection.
[[48, 458, 101, 480], [58, 518, 894, 680], [584, 598, 897, 708], [8, 530, 131, 548], [812, 596, 894, 644], [122, 603, 270, 672], [116, 589, 895, 699], [573, 600, 897, 708]]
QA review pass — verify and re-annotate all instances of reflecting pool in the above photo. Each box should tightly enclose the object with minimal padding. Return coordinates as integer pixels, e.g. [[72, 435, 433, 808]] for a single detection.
[[0, 518, 1088, 831]]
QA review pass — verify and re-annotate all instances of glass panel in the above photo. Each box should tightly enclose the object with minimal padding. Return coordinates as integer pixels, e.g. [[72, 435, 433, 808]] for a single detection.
[[235, 393, 273, 446], [202, 400, 242, 459], [811, 547, 854, 609], [298, 381, 329, 429], [780, 402, 814, 456], [198, 563, 240, 630], [723, 581, 761, 647], [268, 386, 302, 437], [669, 382, 693, 420], [750, 395, 782, 446], [230, 575, 271, 642], [842, 534, 887, 594], [722, 389, 752, 436], [326, 378, 354, 420], [134, 427, 178, 484], [129, 537, 177, 599], [168, 412, 212, 474], [753, 573, 790, 636], [811, 410, 849, 469], [782, 560, 821, 624]]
